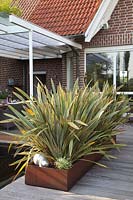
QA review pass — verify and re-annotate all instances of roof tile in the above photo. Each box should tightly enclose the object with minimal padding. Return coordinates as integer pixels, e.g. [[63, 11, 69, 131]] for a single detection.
[[18, 0, 102, 36]]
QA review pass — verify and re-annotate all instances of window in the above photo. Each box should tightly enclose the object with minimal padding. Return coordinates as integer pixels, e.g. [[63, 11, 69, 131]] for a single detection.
[[85, 46, 133, 94], [86, 52, 114, 90]]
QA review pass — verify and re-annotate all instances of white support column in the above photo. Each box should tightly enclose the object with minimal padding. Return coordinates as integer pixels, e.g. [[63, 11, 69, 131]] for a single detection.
[[29, 30, 33, 97], [113, 53, 117, 89]]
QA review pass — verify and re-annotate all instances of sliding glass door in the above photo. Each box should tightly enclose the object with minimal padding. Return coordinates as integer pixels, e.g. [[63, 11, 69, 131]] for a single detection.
[[86, 47, 133, 94], [86, 52, 114, 90]]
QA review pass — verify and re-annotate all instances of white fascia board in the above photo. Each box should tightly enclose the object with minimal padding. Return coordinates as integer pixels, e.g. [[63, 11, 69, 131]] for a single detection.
[[85, 0, 119, 42], [9, 15, 82, 49]]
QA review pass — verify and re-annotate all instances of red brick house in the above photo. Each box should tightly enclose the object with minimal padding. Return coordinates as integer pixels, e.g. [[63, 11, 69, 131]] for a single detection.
[[0, 0, 133, 96]]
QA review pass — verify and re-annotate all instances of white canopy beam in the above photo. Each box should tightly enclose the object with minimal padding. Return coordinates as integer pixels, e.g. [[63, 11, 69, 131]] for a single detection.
[[29, 30, 33, 97]]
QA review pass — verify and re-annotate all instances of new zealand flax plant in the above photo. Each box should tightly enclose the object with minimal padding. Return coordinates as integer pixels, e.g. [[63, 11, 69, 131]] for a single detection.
[[1, 80, 129, 176]]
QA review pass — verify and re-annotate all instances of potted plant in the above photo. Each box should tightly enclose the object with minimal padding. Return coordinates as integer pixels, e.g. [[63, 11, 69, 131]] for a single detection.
[[2, 80, 129, 191]]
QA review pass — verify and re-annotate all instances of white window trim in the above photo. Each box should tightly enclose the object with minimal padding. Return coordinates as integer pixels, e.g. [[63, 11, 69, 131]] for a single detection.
[[33, 71, 46, 75], [85, 45, 133, 54], [85, 45, 133, 95], [67, 56, 71, 90], [67, 53, 73, 90]]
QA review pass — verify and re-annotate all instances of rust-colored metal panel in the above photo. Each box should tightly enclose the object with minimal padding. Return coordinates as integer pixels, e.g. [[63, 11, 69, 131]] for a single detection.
[[25, 154, 102, 191]]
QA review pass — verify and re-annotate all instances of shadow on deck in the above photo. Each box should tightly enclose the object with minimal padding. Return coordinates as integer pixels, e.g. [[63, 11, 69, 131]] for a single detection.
[[0, 124, 133, 200]]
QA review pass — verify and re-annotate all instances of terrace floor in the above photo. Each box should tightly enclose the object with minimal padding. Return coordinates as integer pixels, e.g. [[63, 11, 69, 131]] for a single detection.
[[0, 124, 133, 200]]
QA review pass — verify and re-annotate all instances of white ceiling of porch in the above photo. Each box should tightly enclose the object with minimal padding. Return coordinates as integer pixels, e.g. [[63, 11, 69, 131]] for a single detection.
[[0, 13, 82, 60]]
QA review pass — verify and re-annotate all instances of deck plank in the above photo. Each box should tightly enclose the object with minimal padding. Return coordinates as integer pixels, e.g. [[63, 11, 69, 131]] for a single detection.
[[0, 124, 133, 200]]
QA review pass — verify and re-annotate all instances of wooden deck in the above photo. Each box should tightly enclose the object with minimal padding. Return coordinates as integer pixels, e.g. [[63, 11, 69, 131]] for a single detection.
[[0, 124, 133, 200]]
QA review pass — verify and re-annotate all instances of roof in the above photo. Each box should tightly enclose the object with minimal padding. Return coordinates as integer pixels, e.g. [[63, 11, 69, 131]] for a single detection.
[[17, 0, 40, 20], [18, 0, 102, 36]]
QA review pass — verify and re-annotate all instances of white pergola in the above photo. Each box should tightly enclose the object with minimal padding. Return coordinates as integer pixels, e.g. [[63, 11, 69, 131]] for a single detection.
[[0, 13, 82, 96]]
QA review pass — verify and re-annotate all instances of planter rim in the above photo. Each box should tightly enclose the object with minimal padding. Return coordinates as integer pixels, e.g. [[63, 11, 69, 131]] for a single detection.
[[28, 153, 101, 172]]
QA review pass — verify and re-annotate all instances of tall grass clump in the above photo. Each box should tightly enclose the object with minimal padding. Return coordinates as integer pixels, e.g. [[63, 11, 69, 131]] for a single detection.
[[1, 80, 129, 175]]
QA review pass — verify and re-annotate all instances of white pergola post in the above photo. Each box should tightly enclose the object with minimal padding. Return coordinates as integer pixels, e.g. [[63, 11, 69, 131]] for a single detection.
[[29, 30, 33, 97]]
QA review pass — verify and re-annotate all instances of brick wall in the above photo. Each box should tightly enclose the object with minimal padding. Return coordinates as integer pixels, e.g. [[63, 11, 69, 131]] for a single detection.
[[25, 58, 62, 92], [0, 57, 62, 94], [0, 57, 23, 91], [84, 0, 133, 48], [61, 50, 85, 89]]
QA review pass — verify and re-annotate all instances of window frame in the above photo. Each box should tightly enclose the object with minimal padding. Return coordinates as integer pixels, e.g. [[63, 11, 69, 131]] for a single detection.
[[85, 45, 133, 95]]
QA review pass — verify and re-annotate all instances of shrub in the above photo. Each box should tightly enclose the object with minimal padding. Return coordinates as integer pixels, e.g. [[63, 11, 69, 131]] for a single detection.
[[0, 0, 21, 16], [2, 80, 129, 175]]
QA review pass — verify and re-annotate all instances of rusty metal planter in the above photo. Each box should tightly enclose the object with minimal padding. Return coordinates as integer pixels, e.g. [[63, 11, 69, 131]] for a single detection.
[[25, 153, 102, 191]]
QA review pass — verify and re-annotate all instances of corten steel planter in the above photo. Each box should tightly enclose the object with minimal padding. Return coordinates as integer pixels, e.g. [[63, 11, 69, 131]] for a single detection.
[[25, 153, 102, 191]]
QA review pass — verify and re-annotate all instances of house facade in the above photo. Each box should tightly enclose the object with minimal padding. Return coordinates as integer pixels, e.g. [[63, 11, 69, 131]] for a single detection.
[[0, 0, 133, 95]]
